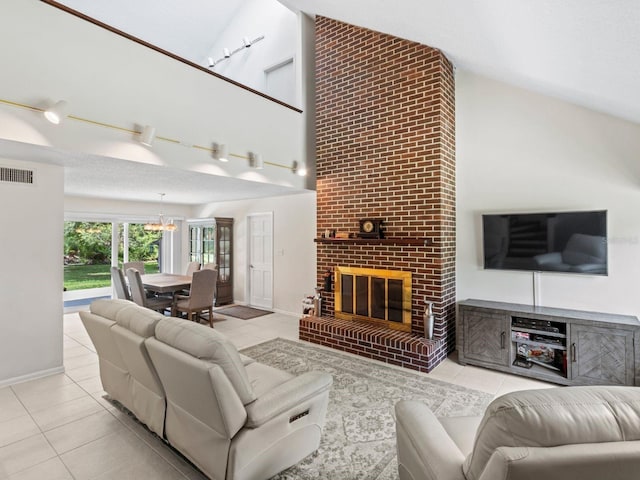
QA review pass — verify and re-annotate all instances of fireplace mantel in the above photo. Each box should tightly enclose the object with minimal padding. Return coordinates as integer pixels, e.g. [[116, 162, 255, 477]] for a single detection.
[[314, 237, 433, 246]]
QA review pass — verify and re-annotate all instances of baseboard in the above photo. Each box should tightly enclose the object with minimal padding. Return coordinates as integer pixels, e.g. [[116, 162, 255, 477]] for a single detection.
[[0, 366, 65, 388]]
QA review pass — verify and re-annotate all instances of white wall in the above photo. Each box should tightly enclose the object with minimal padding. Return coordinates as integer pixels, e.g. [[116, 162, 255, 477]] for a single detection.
[[0, 0, 306, 191], [193, 191, 317, 315], [207, 0, 298, 107], [0, 159, 64, 386], [456, 71, 640, 318]]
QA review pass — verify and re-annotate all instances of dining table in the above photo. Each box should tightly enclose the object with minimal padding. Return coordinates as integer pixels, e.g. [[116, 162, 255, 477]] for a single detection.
[[141, 273, 192, 295]]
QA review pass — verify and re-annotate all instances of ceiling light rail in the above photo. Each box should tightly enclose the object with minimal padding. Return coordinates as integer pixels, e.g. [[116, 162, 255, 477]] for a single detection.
[[208, 35, 265, 69], [0, 96, 304, 174]]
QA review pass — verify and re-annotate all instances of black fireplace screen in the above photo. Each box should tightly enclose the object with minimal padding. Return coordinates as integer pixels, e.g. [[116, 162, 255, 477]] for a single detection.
[[339, 273, 406, 324]]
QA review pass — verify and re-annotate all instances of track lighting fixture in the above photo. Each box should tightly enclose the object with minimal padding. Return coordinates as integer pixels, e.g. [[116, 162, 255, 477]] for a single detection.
[[248, 152, 263, 169], [139, 125, 156, 147], [44, 100, 68, 124], [212, 142, 228, 162], [206, 35, 266, 69], [292, 160, 307, 176]]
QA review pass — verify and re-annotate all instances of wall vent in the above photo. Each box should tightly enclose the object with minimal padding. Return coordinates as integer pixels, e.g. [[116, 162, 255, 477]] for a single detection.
[[0, 167, 34, 185]]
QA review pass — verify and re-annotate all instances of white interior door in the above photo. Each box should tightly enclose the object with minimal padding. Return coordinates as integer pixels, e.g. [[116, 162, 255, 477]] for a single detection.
[[248, 212, 273, 309]]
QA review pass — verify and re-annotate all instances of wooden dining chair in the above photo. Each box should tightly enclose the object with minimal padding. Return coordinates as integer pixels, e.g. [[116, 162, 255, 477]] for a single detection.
[[110, 266, 131, 300], [126, 268, 173, 314], [123, 261, 146, 274], [172, 269, 218, 327]]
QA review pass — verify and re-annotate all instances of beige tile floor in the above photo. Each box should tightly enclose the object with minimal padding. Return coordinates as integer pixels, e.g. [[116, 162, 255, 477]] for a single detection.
[[0, 308, 555, 479]]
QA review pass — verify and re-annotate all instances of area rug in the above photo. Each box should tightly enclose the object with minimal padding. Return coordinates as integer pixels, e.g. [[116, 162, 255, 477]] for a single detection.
[[214, 305, 273, 319], [241, 338, 493, 480]]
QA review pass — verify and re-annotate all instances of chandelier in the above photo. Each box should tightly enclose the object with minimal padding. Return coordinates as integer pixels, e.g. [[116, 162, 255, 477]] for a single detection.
[[144, 193, 178, 232]]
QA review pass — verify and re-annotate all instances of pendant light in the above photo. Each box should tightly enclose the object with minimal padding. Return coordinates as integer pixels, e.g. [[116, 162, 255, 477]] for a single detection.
[[144, 193, 177, 232]]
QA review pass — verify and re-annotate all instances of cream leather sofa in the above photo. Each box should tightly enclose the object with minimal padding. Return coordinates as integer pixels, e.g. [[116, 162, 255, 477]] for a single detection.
[[81, 299, 333, 480], [395, 386, 640, 480], [80, 299, 166, 436]]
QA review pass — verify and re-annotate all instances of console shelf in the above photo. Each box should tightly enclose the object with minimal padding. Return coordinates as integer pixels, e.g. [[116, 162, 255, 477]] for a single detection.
[[457, 299, 640, 386]]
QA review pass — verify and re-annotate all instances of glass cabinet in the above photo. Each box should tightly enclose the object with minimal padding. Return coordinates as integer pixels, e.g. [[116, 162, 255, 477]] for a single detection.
[[188, 217, 233, 305], [214, 217, 233, 305]]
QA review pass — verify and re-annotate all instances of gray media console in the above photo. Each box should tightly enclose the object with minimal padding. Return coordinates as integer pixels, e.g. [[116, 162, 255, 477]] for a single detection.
[[457, 299, 640, 386]]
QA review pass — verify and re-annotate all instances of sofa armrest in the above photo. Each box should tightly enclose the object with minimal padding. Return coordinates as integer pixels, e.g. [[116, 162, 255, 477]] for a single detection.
[[244, 371, 332, 428], [395, 400, 466, 480]]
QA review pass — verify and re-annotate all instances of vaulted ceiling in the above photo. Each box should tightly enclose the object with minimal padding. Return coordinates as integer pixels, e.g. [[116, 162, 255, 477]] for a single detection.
[[58, 0, 640, 125], [23, 0, 640, 206]]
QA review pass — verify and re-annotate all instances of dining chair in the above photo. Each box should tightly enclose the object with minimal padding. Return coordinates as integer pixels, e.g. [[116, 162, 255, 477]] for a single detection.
[[202, 263, 217, 270], [185, 261, 201, 276], [123, 261, 146, 274], [172, 268, 218, 327], [110, 266, 131, 300], [126, 268, 173, 314]]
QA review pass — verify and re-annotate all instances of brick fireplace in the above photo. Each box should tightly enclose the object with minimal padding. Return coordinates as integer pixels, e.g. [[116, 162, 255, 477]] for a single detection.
[[299, 17, 456, 373]]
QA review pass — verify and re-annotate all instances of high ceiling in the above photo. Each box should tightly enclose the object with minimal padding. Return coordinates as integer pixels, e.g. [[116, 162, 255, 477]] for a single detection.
[[58, 0, 640, 126], [282, 0, 640, 125], [38, 0, 640, 206]]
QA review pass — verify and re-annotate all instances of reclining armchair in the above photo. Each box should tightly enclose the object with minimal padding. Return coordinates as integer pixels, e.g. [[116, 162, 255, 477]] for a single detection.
[[145, 317, 333, 480], [395, 386, 640, 480]]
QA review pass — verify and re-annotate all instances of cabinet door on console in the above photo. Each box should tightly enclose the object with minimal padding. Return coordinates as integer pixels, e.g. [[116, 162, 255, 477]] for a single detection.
[[571, 325, 635, 386], [461, 309, 510, 366]]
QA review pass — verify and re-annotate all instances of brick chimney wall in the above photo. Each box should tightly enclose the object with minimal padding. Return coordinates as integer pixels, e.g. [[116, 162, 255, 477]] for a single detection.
[[314, 16, 456, 366]]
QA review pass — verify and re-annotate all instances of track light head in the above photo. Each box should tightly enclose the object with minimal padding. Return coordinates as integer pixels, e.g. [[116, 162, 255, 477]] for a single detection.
[[44, 100, 68, 124], [248, 152, 263, 169], [292, 160, 308, 176], [223, 48, 230, 58], [243, 37, 251, 48], [212, 142, 228, 162], [139, 125, 156, 147]]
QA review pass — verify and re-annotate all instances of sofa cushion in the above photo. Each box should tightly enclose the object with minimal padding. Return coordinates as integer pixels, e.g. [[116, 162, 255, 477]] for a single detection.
[[463, 386, 640, 480], [115, 304, 164, 338], [154, 317, 256, 405], [90, 298, 135, 320]]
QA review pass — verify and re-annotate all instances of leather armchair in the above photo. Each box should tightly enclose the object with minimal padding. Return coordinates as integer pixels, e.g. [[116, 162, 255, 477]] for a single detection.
[[395, 386, 640, 480]]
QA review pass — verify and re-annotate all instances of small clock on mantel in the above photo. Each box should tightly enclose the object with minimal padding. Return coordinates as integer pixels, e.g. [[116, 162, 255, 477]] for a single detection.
[[357, 218, 384, 239]]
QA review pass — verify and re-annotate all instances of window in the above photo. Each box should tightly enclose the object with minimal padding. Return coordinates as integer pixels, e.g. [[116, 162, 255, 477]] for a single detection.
[[189, 223, 216, 266]]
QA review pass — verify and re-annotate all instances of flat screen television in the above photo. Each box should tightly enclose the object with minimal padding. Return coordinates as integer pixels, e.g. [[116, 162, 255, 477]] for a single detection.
[[482, 210, 607, 275]]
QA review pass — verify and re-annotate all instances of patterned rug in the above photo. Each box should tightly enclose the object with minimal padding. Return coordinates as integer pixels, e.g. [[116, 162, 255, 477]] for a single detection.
[[214, 305, 273, 319], [241, 338, 493, 480]]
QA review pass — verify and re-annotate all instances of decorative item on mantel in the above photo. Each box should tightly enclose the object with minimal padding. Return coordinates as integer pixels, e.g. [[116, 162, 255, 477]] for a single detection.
[[357, 218, 384, 239], [424, 301, 435, 340]]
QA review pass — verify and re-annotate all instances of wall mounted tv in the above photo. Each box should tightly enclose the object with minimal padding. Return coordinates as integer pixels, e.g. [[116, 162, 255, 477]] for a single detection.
[[482, 210, 607, 275]]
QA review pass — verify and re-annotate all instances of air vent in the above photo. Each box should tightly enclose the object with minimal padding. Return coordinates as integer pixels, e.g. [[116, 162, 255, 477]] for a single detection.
[[0, 167, 34, 185]]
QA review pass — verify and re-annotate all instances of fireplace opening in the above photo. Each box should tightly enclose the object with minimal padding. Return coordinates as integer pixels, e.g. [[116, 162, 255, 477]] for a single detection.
[[335, 266, 411, 331]]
